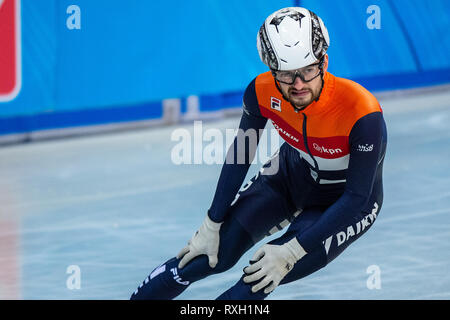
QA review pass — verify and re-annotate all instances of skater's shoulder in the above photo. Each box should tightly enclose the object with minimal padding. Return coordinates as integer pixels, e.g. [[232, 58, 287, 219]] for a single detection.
[[333, 74, 381, 114]]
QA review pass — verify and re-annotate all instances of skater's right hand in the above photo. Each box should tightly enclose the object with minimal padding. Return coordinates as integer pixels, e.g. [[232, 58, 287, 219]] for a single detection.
[[177, 215, 223, 269]]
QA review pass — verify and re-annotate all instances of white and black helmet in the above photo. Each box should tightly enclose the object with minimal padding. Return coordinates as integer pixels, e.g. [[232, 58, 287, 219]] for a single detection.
[[257, 7, 330, 71]]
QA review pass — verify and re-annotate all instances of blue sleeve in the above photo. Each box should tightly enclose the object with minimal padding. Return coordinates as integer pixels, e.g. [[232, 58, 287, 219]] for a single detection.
[[242, 78, 265, 118], [208, 78, 268, 222], [296, 112, 387, 252]]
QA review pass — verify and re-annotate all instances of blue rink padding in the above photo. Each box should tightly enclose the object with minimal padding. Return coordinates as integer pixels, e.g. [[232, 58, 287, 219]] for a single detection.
[[1, 69, 450, 137], [352, 69, 450, 93], [0, 101, 163, 136]]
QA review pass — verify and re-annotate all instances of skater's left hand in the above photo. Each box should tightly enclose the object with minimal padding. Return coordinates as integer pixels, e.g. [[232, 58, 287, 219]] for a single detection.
[[243, 237, 307, 294]]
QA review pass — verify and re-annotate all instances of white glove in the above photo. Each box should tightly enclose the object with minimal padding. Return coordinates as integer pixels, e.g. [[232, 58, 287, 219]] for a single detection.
[[243, 237, 307, 294], [176, 215, 223, 269]]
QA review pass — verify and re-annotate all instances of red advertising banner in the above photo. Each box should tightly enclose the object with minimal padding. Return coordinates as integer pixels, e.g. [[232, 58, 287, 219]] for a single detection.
[[0, 0, 21, 102]]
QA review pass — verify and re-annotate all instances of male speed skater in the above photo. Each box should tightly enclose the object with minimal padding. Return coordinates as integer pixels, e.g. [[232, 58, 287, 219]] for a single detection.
[[131, 6, 387, 300]]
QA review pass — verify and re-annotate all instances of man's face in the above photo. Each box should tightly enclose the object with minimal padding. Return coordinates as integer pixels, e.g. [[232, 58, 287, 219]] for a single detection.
[[277, 55, 329, 110]]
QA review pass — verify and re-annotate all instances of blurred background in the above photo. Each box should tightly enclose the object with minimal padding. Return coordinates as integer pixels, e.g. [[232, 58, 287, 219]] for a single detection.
[[0, 0, 450, 300]]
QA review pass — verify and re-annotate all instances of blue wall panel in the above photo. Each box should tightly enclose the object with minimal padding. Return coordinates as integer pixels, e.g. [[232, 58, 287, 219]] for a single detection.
[[53, 0, 294, 111], [307, 0, 418, 77], [390, 0, 450, 71], [0, 0, 57, 117]]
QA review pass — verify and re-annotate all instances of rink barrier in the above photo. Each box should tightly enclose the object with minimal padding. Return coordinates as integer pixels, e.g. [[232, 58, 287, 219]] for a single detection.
[[0, 91, 244, 145], [0, 70, 450, 146]]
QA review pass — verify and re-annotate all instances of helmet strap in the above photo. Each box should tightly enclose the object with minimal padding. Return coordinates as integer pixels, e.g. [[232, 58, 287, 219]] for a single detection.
[[314, 74, 325, 103], [312, 55, 326, 102]]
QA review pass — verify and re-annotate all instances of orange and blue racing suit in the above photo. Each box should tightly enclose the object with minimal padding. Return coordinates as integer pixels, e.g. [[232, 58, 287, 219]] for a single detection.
[[131, 71, 387, 300]]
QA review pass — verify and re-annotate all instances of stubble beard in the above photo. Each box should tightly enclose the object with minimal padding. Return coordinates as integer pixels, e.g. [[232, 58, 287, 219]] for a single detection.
[[286, 87, 320, 111], [286, 76, 325, 111]]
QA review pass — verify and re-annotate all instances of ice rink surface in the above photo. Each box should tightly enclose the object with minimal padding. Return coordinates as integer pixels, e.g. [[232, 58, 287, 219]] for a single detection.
[[1, 89, 450, 300]]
